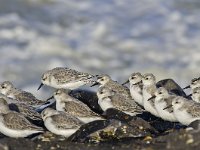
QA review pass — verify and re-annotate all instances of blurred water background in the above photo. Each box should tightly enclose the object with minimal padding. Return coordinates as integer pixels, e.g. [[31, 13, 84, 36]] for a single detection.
[[0, 0, 199, 98]]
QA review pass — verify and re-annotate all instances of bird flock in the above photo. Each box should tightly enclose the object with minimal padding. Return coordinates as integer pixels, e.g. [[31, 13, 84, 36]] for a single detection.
[[0, 67, 199, 138]]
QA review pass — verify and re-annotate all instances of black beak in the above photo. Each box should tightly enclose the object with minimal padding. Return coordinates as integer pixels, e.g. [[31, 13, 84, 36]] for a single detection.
[[37, 83, 44, 90], [187, 94, 192, 98], [163, 104, 173, 110], [91, 82, 100, 87], [46, 96, 54, 101], [192, 77, 200, 82], [122, 80, 129, 86], [148, 95, 156, 101], [183, 85, 190, 90]]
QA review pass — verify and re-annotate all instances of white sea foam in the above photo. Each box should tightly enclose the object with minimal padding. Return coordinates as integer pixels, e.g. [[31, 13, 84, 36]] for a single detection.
[[0, 0, 199, 97]]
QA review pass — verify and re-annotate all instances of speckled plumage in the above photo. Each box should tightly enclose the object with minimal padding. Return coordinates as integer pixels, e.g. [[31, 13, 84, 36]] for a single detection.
[[8, 102, 42, 122], [1, 112, 42, 131]]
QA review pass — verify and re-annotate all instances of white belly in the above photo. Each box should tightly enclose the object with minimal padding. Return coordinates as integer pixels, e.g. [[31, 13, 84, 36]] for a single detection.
[[130, 86, 143, 106], [98, 98, 113, 111], [56, 102, 65, 112], [173, 109, 199, 125], [7, 93, 16, 99], [143, 91, 159, 117], [155, 102, 177, 122], [51, 79, 85, 90]]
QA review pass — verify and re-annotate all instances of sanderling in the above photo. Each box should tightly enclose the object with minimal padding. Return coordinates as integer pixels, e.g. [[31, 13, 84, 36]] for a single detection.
[[142, 73, 159, 117], [0, 81, 50, 108], [152, 87, 177, 122], [49, 89, 104, 123], [93, 74, 130, 98], [38, 67, 96, 90], [166, 97, 200, 125], [0, 98, 43, 138], [96, 87, 144, 116], [41, 108, 83, 137], [183, 77, 200, 90], [122, 72, 143, 106], [190, 87, 200, 103]]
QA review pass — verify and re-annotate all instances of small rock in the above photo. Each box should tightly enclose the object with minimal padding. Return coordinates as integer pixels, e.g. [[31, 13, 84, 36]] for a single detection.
[[68, 120, 110, 142], [71, 89, 103, 114]]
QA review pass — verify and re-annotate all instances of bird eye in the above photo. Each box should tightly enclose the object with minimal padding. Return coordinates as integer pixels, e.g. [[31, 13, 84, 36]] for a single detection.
[[158, 92, 162, 94], [1, 85, 5, 89], [145, 77, 149, 80], [100, 91, 103, 94], [175, 101, 179, 104], [131, 76, 135, 79], [56, 91, 60, 95], [42, 76, 47, 81]]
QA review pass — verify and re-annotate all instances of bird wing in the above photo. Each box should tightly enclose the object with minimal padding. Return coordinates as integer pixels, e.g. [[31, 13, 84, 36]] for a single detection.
[[187, 102, 200, 118], [9, 103, 41, 121], [107, 81, 131, 98], [52, 68, 94, 84], [51, 114, 82, 129], [15, 92, 44, 106], [64, 101, 100, 117], [3, 112, 43, 130], [109, 94, 144, 113]]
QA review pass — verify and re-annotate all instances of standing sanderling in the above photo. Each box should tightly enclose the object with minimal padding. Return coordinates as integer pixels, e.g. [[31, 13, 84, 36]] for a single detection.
[[38, 67, 96, 90], [96, 87, 144, 116], [0, 98, 43, 138], [41, 108, 83, 137], [151, 87, 177, 122], [48, 89, 104, 123], [0, 81, 50, 108], [166, 97, 200, 125], [142, 73, 159, 117], [183, 77, 200, 90], [92, 74, 130, 98], [122, 72, 143, 106]]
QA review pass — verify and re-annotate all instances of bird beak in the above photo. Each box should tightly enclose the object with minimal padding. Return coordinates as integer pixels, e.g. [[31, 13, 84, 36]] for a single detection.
[[37, 83, 44, 90], [183, 85, 190, 90], [46, 96, 54, 101], [148, 95, 156, 101], [163, 104, 173, 110], [122, 80, 129, 86], [91, 82, 100, 87]]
